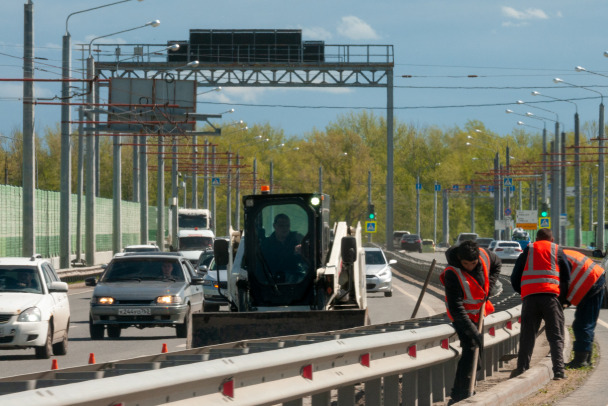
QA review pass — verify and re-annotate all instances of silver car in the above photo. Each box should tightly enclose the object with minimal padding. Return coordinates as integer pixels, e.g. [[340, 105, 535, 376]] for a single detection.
[[364, 247, 396, 297], [86, 253, 204, 339], [202, 258, 229, 312]]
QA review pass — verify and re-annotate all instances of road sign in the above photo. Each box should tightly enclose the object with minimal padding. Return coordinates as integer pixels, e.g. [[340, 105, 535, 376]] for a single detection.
[[516, 210, 538, 230], [416, 183, 422, 190], [452, 185, 459, 191], [434, 184, 441, 191], [504, 177, 513, 186], [365, 221, 377, 233], [211, 177, 221, 186], [504, 208, 512, 216], [539, 217, 551, 228], [560, 214, 568, 226]]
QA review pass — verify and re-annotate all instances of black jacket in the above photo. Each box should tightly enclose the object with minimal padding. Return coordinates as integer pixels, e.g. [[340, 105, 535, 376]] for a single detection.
[[443, 246, 502, 338], [510, 242, 571, 303]]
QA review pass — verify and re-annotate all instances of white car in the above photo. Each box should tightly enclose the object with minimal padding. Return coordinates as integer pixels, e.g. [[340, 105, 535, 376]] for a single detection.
[[491, 240, 523, 263], [0, 256, 70, 358], [114, 244, 161, 257], [364, 247, 396, 297]]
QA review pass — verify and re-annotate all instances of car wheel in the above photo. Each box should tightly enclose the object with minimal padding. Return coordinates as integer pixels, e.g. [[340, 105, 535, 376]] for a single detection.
[[35, 322, 53, 359], [176, 306, 190, 338], [52, 320, 69, 356], [384, 290, 393, 298], [203, 303, 220, 312], [107, 325, 121, 339], [89, 317, 104, 340]]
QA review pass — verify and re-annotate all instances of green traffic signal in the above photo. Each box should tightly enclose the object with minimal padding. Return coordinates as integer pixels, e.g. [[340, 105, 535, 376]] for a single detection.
[[369, 212, 375, 220], [541, 211, 548, 217]]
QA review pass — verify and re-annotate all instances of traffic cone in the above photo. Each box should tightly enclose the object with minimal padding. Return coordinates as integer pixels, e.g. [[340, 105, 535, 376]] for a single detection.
[[161, 343, 168, 353], [51, 359, 58, 370], [88, 353, 96, 364]]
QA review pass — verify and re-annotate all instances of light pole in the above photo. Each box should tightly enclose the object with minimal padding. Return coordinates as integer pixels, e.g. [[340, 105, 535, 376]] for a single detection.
[[60, 0, 143, 267], [467, 142, 501, 239], [555, 76, 603, 249]]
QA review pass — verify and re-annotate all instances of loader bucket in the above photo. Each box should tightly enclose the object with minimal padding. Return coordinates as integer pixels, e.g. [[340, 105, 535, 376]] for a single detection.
[[190, 309, 368, 348]]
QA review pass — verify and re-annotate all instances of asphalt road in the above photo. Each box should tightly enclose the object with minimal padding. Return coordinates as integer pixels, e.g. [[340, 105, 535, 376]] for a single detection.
[[0, 257, 447, 378]]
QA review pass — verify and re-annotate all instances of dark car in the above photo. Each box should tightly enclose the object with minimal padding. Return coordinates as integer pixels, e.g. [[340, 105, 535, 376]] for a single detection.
[[400, 234, 422, 253], [476, 238, 494, 250], [85, 252, 204, 339]]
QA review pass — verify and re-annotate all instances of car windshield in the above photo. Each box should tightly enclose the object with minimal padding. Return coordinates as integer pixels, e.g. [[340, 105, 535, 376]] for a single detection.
[[0, 267, 43, 294], [498, 242, 520, 248], [365, 250, 386, 265], [179, 236, 213, 251], [101, 259, 184, 282]]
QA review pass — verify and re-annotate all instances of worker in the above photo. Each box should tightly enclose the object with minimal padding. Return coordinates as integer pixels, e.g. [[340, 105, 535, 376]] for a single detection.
[[510, 228, 571, 380], [440, 240, 501, 404], [261, 213, 305, 283], [562, 249, 606, 368]]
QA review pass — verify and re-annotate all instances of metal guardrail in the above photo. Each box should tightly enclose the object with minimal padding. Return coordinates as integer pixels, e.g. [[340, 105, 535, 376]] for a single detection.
[[0, 306, 521, 405]]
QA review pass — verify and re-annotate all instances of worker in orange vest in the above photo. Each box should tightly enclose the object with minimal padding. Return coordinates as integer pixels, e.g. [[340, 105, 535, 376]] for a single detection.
[[440, 240, 501, 404], [562, 249, 606, 368], [510, 228, 571, 380]]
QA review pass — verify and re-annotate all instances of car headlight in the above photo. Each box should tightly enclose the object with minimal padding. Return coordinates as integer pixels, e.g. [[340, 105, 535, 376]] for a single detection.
[[17, 307, 41, 322], [156, 295, 183, 305], [94, 296, 115, 305]]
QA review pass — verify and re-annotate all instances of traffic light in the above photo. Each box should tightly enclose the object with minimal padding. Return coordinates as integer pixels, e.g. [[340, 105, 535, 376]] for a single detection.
[[367, 204, 376, 220], [540, 202, 549, 217]]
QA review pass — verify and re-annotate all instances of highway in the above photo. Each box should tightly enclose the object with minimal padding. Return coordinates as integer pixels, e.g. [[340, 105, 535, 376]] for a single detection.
[[0, 252, 450, 378]]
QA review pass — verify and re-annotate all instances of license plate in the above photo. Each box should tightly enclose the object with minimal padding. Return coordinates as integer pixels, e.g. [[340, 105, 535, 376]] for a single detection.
[[118, 308, 151, 316]]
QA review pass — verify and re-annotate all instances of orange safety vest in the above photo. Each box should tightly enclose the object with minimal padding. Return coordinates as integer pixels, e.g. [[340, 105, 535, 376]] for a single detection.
[[521, 240, 560, 298], [563, 249, 606, 305], [440, 248, 495, 323]]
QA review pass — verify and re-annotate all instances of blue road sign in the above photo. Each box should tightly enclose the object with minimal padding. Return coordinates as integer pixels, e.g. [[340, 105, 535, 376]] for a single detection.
[[211, 177, 221, 186], [434, 184, 441, 192], [504, 177, 513, 186], [452, 185, 459, 191], [416, 183, 422, 190], [365, 221, 377, 233]]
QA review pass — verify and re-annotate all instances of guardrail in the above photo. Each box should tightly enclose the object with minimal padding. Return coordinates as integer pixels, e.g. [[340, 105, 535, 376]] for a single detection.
[[0, 305, 521, 406]]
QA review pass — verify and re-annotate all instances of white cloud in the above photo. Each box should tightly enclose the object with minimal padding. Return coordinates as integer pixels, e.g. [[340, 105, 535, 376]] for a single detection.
[[501, 6, 549, 20], [302, 26, 333, 41], [336, 16, 379, 40]]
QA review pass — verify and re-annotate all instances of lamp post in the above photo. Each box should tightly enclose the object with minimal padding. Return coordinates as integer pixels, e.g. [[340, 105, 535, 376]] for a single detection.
[[467, 142, 501, 239], [59, 0, 144, 268], [555, 76, 602, 248]]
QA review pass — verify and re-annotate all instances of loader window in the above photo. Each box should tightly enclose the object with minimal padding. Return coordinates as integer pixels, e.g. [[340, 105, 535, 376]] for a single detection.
[[255, 204, 311, 287]]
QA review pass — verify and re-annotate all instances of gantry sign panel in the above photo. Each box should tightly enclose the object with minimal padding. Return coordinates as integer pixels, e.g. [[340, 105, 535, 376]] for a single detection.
[[108, 78, 197, 132]]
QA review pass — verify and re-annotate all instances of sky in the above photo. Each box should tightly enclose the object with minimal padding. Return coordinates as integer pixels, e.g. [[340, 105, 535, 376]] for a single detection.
[[2, 0, 608, 143]]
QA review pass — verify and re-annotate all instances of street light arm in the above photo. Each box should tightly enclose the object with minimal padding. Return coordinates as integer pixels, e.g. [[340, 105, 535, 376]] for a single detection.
[[66, 0, 141, 34], [89, 20, 160, 56], [554, 77, 601, 105]]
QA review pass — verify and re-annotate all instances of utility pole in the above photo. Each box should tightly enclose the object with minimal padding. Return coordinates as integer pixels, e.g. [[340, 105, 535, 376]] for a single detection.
[[156, 133, 164, 249], [85, 56, 96, 265], [22, 1, 35, 257]]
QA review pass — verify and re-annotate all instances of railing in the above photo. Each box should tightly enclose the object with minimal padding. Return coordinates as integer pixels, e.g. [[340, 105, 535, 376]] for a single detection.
[[0, 306, 520, 406]]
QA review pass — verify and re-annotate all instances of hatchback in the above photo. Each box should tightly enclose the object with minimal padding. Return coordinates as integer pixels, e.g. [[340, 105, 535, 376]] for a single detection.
[[401, 234, 422, 252], [0, 256, 70, 358], [491, 240, 523, 263], [202, 258, 229, 312], [86, 253, 204, 339], [421, 239, 436, 253], [364, 247, 396, 297]]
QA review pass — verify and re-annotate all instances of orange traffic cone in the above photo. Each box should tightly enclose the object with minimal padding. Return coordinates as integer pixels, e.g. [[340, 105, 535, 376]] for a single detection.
[[161, 343, 168, 353], [88, 353, 96, 364], [51, 359, 58, 370]]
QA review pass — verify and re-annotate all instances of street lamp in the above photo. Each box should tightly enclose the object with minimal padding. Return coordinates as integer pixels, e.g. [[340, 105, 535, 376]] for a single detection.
[[61, 0, 145, 267], [88, 20, 160, 56], [567, 70, 606, 249]]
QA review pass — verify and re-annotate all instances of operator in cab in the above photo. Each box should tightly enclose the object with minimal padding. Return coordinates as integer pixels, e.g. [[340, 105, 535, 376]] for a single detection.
[[261, 213, 304, 283]]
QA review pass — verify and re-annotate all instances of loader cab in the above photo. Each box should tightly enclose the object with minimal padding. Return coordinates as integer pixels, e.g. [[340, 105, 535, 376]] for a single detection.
[[243, 193, 330, 308]]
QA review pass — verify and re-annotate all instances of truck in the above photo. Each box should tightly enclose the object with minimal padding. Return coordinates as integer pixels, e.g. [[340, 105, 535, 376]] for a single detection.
[[189, 191, 368, 347], [512, 227, 531, 250], [176, 228, 215, 265], [167, 208, 212, 251]]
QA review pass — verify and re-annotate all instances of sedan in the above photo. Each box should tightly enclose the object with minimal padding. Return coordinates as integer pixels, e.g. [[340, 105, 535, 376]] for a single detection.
[[86, 252, 204, 339], [364, 247, 396, 297], [401, 234, 422, 253], [0, 256, 70, 358], [491, 240, 523, 263], [203, 258, 228, 312]]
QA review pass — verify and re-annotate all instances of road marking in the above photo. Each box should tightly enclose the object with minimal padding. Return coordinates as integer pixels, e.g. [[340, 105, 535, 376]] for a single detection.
[[176, 344, 187, 348], [597, 318, 608, 329], [393, 284, 437, 316]]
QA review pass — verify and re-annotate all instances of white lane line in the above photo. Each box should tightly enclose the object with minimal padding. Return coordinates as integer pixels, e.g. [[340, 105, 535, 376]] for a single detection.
[[393, 284, 437, 316], [597, 318, 608, 329], [69, 288, 94, 296]]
